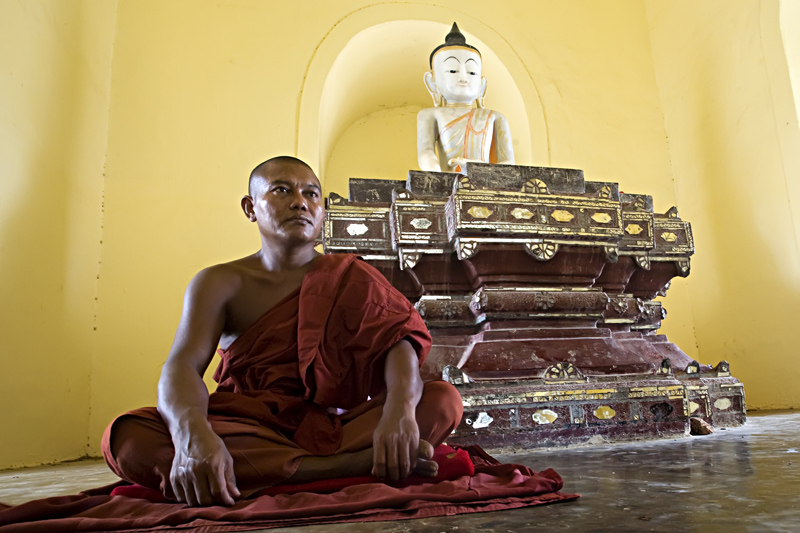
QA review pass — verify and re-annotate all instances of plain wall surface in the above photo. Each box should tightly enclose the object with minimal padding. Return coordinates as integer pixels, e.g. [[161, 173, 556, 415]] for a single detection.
[[1, 0, 797, 468], [0, 0, 116, 467], [647, 0, 800, 410]]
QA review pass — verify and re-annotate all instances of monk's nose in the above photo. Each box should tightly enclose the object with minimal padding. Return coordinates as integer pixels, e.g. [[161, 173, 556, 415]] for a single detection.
[[290, 193, 308, 211]]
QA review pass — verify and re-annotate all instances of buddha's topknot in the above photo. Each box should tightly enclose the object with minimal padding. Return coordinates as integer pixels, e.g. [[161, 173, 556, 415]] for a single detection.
[[429, 22, 481, 68]]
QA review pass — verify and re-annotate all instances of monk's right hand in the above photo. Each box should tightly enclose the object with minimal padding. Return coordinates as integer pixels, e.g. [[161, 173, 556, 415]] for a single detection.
[[170, 429, 241, 507]]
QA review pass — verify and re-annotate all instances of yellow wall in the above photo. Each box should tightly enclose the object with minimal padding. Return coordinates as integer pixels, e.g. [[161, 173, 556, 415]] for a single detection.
[[327, 105, 422, 196], [647, 0, 800, 409], [2, 0, 798, 467], [782, 0, 800, 124], [86, 0, 692, 458], [0, 0, 116, 467]]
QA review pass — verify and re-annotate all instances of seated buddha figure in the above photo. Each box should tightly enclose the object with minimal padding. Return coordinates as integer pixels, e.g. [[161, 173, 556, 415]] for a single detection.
[[417, 23, 514, 173]]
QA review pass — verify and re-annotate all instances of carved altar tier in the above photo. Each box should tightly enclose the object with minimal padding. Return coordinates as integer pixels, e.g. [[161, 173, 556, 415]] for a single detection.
[[322, 162, 745, 448]]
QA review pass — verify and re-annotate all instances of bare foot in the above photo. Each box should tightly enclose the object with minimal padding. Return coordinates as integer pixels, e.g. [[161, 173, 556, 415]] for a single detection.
[[288, 441, 438, 485], [412, 439, 438, 478]]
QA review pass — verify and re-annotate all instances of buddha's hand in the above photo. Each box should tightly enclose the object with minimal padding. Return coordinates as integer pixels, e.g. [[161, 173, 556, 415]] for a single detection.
[[447, 157, 470, 174], [371, 404, 420, 481], [170, 427, 241, 507]]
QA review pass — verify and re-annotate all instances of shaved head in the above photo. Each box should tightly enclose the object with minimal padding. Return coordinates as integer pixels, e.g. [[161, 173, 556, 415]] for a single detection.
[[248, 156, 317, 196]]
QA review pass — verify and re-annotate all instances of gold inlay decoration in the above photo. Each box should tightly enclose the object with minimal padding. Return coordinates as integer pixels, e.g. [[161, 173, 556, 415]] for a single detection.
[[591, 212, 612, 224], [598, 185, 613, 199], [714, 398, 732, 411], [531, 409, 558, 425], [511, 208, 534, 220], [689, 401, 700, 414], [661, 232, 678, 242], [458, 241, 478, 259], [467, 206, 493, 219], [625, 224, 644, 235], [458, 176, 475, 190], [523, 178, 549, 194], [593, 406, 616, 420], [346, 223, 369, 236], [410, 218, 432, 230], [526, 242, 558, 261], [551, 210, 574, 223]]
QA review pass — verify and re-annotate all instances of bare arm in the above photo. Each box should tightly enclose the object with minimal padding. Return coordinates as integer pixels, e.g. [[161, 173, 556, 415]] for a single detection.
[[417, 110, 442, 171], [371, 339, 424, 480], [157, 267, 241, 507]]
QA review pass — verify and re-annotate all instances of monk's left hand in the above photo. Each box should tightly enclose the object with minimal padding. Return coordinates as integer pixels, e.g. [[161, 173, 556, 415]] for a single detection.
[[372, 405, 419, 481]]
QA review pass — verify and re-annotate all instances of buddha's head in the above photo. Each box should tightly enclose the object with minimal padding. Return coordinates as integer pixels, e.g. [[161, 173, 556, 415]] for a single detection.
[[424, 23, 487, 107]]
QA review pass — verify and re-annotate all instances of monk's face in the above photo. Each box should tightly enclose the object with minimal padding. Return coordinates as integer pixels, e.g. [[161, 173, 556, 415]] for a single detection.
[[432, 48, 482, 105], [246, 162, 324, 245]]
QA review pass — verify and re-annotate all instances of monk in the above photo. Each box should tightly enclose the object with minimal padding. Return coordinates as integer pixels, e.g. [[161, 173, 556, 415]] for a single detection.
[[102, 156, 463, 507], [417, 22, 515, 173]]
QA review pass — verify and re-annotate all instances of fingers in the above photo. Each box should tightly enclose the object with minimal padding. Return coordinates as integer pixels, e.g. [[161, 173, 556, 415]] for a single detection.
[[170, 465, 204, 507], [210, 462, 237, 506], [373, 439, 403, 481], [372, 413, 424, 481], [225, 464, 241, 500], [409, 438, 419, 475], [386, 439, 401, 481], [170, 463, 239, 507], [372, 441, 385, 479], [171, 470, 187, 504], [190, 476, 207, 507], [374, 437, 421, 481]]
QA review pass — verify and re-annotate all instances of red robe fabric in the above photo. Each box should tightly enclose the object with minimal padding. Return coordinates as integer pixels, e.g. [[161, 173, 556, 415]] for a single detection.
[[204, 252, 432, 455], [0, 446, 578, 533], [102, 253, 441, 492]]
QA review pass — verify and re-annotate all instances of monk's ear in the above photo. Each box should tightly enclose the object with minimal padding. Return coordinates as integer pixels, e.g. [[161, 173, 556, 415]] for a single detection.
[[241, 195, 257, 222], [423, 71, 441, 107]]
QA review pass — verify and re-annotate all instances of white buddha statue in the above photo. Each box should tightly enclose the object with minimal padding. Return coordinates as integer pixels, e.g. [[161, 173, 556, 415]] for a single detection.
[[417, 23, 515, 173]]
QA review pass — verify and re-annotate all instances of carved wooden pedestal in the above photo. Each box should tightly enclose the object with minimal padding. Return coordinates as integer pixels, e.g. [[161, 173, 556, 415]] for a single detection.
[[323, 163, 745, 449]]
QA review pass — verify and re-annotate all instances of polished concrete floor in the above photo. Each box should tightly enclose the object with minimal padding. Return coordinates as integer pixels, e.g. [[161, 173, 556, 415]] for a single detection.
[[1, 411, 798, 532]]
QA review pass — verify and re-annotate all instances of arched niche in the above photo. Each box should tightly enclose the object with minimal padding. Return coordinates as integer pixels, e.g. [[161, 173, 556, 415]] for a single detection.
[[295, 4, 549, 193]]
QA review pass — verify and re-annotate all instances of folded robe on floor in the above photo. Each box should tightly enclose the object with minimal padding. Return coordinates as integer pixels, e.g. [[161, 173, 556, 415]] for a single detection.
[[0, 446, 579, 533]]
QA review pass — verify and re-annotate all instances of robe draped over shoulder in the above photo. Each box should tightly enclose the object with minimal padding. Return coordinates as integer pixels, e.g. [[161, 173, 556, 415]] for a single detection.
[[440, 108, 496, 164], [208, 253, 431, 455]]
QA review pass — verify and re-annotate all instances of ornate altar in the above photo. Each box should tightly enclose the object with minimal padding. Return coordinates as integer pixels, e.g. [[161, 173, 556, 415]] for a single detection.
[[323, 162, 745, 448]]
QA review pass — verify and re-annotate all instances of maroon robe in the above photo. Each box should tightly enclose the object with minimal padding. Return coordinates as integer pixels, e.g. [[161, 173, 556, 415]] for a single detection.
[[102, 253, 456, 493]]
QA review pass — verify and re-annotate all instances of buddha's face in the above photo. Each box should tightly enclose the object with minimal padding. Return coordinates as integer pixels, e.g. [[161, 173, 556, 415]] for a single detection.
[[432, 47, 482, 105]]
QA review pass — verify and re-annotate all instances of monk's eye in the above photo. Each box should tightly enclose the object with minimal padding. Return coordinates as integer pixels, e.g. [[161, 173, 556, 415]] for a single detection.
[[305, 191, 319, 199], [274, 186, 289, 194]]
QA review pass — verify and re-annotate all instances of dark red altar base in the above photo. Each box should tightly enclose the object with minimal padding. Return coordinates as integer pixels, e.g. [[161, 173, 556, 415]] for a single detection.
[[324, 167, 745, 450]]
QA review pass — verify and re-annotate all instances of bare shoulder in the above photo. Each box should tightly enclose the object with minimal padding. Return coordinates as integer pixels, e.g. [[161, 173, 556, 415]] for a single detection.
[[186, 256, 258, 301]]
